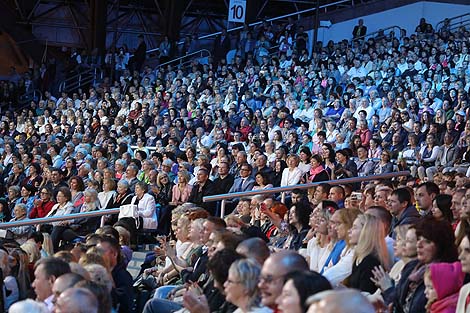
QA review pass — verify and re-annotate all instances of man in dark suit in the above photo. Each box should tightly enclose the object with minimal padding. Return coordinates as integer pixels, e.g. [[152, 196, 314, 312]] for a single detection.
[[352, 19, 367, 39], [133, 34, 147, 72], [252, 154, 273, 181], [188, 168, 216, 215], [213, 29, 231, 64]]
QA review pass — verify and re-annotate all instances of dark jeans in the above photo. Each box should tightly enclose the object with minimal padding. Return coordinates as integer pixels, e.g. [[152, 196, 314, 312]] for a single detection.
[[143, 298, 182, 313]]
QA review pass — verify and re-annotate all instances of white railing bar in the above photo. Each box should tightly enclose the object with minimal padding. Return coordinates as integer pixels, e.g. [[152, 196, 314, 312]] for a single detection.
[[204, 171, 410, 202], [154, 49, 211, 68], [198, 0, 352, 41], [0, 208, 120, 229], [352, 25, 403, 42], [436, 13, 470, 30], [144, 0, 352, 55]]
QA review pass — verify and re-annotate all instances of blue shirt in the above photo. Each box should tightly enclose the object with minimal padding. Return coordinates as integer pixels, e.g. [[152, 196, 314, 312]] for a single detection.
[[320, 240, 346, 274]]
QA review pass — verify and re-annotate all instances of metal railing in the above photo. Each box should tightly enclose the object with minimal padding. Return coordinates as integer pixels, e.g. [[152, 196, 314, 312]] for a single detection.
[[150, 49, 212, 70], [0, 208, 120, 229], [59, 67, 102, 93], [436, 13, 470, 33], [204, 171, 410, 217], [0, 172, 410, 228], [352, 25, 403, 44], [17, 89, 42, 109], [144, 0, 352, 56]]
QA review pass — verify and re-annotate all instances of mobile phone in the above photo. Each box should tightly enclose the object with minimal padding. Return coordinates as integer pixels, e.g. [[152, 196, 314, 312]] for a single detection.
[[351, 192, 363, 201]]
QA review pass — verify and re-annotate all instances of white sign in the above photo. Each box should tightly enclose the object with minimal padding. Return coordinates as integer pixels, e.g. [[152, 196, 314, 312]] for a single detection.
[[228, 0, 246, 23]]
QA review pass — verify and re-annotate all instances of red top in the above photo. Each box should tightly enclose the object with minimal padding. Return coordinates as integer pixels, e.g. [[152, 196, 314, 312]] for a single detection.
[[29, 200, 55, 219]]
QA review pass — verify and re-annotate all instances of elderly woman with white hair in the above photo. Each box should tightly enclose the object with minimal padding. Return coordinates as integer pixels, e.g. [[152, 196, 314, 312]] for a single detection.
[[224, 258, 271, 313], [9, 204, 32, 245], [132, 181, 157, 230]]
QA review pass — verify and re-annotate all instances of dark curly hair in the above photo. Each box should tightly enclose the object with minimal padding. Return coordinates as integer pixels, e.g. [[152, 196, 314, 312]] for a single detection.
[[415, 216, 458, 263]]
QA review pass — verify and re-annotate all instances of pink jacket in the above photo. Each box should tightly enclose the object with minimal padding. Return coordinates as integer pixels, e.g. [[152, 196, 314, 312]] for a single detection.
[[171, 184, 193, 204]]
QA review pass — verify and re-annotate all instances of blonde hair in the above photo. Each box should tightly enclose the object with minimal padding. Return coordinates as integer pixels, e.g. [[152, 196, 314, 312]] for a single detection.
[[114, 225, 130, 246], [69, 262, 91, 280], [394, 224, 410, 242], [177, 169, 191, 184], [335, 208, 361, 247], [41, 233, 54, 257], [20, 240, 40, 264], [287, 154, 300, 167], [354, 214, 391, 271], [79, 247, 107, 269]]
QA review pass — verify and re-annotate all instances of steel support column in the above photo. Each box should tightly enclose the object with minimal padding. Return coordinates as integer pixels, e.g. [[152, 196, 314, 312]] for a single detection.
[[90, 0, 107, 55]]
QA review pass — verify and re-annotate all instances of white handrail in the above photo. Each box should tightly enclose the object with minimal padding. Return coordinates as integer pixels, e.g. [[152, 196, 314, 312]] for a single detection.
[[0, 208, 120, 229], [203, 171, 410, 217], [145, 0, 352, 55]]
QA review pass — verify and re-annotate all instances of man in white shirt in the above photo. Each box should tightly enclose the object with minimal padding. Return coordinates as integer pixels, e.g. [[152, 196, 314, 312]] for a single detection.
[[353, 97, 374, 122], [267, 117, 281, 141], [346, 59, 367, 81]]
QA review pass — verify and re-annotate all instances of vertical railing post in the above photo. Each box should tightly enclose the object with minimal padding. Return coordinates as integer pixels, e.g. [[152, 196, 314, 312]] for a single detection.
[[220, 200, 226, 218]]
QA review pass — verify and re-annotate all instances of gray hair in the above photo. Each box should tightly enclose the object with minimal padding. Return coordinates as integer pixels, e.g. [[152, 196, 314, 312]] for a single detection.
[[14, 203, 27, 215], [9, 299, 48, 313], [306, 289, 375, 313], [115, 159, 127, 167], [80, 163, 91, 172], [8, 185, 21, 196], [84, 264, 113, 293], [228, 258, 262, 310], [84, 188, 98, 200], [117, 179, 129, 189]]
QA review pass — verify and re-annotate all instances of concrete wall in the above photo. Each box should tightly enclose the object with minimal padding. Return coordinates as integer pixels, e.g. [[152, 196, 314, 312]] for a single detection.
[[318, 1, 470, 44]]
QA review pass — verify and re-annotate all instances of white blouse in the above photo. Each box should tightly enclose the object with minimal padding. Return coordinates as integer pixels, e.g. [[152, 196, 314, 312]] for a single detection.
[[280, 167, 302, 187], [307, 239, 332, 273]]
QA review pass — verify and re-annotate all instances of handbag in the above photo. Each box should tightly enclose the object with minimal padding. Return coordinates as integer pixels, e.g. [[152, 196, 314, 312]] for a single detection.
[[119, 198, 140, 229]]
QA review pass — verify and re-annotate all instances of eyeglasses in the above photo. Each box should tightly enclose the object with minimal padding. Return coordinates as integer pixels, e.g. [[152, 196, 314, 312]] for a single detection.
[[259, 274, 285, 284], [40, 191, 49, 195]]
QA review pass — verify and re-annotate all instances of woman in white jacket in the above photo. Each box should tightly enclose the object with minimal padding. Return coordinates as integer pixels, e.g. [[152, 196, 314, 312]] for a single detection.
[[132, 181, 158, 230], [281, 154, 302, 187]]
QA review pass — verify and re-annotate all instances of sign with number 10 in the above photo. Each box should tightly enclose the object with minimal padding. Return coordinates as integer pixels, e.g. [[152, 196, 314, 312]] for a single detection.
[[228, 0, 246, 23]]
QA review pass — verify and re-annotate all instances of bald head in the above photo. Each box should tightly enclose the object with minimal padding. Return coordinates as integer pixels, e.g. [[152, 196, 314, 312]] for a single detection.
[[307, 289, 375, 313], [269, 250, 309, 271], [54, 287, 98, 313], [236, 237, 270, 265], [258, 251, 309, 308]]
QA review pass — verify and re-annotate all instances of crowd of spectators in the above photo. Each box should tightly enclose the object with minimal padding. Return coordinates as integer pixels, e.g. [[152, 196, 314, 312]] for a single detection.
[[0, 12, 469, 313]]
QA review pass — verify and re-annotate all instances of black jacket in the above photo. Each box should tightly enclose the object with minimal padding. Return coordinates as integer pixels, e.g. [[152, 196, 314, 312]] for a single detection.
[[390, 205, 420, 239], [188, 180, 217, 215], [111, 262, 135, 313], [346, 254, 381, 294], [213, 174, 235, 195], [382, 260, 426, 313]]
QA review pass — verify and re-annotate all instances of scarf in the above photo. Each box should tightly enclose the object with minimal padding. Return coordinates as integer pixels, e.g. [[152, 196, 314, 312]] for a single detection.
[[308, 165, 325, 181]]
